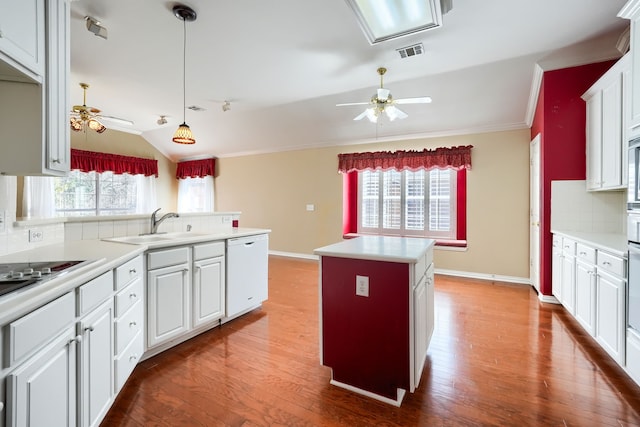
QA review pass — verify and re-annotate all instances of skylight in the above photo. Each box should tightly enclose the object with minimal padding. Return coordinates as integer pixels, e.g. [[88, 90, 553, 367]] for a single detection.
[[344, 0, 444, 44]]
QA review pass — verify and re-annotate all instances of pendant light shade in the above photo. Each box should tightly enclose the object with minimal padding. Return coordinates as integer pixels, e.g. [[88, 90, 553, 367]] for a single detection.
[[173, 122, 195, 144], [172, 5, 197, 145]]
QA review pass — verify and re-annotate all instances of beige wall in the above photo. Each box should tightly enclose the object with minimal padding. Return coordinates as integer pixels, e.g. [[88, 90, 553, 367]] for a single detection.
[[216, 129, 531, 279], [70, 129, 177, 212]]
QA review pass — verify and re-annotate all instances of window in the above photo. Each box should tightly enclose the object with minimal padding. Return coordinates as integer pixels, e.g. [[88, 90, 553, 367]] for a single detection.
[[54, 170, 143, 216], [177, 176, 214, 212], [358, 168, 457, 239]]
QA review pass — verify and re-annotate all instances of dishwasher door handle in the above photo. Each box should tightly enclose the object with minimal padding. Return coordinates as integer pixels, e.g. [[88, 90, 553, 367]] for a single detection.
[[244, 242, 255, 247]]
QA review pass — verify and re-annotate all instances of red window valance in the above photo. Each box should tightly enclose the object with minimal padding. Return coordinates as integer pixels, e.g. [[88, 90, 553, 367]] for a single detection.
[[337, 145, 473, 173], [71, 149, 158, 177], [176, 158, 216, 179]]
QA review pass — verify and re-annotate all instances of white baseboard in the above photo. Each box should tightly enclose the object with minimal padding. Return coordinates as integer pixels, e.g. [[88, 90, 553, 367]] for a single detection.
[[538, 294, 560, 304], [269, 251, 533, 286], [435, 268, 531, 285], [269, 250, 318, 261]]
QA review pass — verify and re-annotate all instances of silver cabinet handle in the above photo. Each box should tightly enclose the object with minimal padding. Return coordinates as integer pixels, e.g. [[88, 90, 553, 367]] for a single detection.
[[603, 261, 612, 266], [129, 268, 137, 274], [579, 251, 587, 256], [129, 293, 137, 299], [51, 158, 60, 164], [129, 354, 138, 362], [84, 326, 94, 333], [129, 321, 137, 327]]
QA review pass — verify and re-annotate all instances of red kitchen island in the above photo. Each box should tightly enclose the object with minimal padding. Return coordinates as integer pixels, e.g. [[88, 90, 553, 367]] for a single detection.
[[314, 236, 435, 406]]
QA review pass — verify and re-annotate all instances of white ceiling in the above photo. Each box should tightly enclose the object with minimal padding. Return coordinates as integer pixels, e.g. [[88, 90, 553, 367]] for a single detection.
[[69, 0, 629, 161]]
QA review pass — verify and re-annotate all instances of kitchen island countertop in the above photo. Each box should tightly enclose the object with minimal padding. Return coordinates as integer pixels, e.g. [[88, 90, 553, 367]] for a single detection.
[[314, 235, 435, 263]]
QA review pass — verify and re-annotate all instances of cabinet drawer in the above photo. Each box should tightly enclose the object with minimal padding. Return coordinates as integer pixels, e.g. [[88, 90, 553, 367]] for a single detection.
[[562, 238, 576, 256], [115, 300, 143, 355], [115, 255, 143, 290], [115, 276, 143, 317], [553, 235, 562, 250], [597, 251, 626, 277], [77, 270, 113, 316], [115, 331, 144, 392], [147, 246, 190, 270], [6, 292, 75, 367], [193, 241, 225, 261], [576, 243, 596, 264]]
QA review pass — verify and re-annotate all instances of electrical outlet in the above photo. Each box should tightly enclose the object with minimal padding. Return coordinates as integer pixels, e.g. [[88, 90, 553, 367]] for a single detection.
[[306, 204, 315, 211], [29, 229, 44, 242], [222, 216, 231, 223], [0, 210, 5, 233], [356, 275, 369, 297]]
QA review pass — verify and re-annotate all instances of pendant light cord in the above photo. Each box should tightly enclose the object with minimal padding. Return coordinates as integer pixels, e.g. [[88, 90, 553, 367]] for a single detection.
[[182, 17, 186, 124]]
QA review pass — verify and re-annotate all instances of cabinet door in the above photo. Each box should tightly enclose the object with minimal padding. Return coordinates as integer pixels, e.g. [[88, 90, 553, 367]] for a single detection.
[[601, 73, 624, 189], [0, 0, 45, 77], [586, 92, 603, 190], [79, 301, 113, 427], [193, 256, 225, 328], [6, 328, 77, 427], [44, 0, 70, 174], [575, 259, 596, 336], [561, 255, 576, 314], [413, 274, 427, 388], [596, 271, 626, 365], [630, 9, 640, 136], [552, 237, 563, 301], [147, 264, 190, 348]]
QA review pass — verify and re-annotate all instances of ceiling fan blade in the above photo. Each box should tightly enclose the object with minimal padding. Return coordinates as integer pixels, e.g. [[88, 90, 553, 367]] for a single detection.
[[100, 115, 134, 126], [337, 102, 370, 107], [385, 106, 408, 121], [394, 96, 432, 104], [353, 110, 369, 121]]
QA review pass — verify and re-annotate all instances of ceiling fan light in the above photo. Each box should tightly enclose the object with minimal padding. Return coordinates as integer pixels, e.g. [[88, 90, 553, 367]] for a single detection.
[[365, 107, 378, 123], [88, 119, 107, 133], [70, 118, 83, 132], [173, 122, 196, 144], [377, 88, 390, 101]]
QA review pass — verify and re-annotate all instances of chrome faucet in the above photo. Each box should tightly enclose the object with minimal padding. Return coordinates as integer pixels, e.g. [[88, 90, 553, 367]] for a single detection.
[[150, 208, 179, 234]]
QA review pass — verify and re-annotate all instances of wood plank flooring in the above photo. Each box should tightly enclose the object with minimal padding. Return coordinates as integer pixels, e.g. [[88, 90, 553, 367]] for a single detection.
[[101, 256, 640, 426]]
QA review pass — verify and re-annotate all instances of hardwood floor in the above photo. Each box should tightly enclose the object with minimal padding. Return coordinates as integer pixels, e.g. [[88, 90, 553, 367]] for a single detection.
[[102, 257, 640, 426]]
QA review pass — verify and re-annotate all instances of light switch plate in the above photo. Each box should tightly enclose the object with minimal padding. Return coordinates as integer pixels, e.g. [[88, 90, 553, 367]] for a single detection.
[[29, 229, 43, 242], [356, 275, 369, 297], [306, 204, 315, 211]]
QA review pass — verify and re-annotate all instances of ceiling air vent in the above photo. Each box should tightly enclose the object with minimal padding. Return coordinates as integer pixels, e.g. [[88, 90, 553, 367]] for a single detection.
[[187, 105, 206, 112], [397, 43, 424, 59]]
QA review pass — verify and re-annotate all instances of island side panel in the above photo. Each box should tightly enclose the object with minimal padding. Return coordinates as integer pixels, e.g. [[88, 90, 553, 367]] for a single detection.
[[321, 256, 410, 399]]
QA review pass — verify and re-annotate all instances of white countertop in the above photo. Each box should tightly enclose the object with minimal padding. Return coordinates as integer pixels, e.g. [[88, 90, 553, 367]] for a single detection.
[[102, 227, 271, 249], [314, 236, 435, 263], [551, 230, 628, 257], [0, 227, 271, 324]]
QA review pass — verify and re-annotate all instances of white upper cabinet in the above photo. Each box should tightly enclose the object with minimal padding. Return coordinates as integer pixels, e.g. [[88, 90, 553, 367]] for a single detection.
[[0, 0, 45, 79], [620, 0, 640, 138], [0, 0, 69, 176], [582, 54, 630, 191]]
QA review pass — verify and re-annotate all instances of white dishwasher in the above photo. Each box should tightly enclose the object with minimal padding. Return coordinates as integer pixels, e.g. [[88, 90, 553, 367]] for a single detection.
[[226, 233, 269, 319]]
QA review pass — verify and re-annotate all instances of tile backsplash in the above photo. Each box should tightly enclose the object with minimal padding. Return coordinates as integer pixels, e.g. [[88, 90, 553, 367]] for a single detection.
[[0, 212, 240, 257], [551, 180, 626, 233]]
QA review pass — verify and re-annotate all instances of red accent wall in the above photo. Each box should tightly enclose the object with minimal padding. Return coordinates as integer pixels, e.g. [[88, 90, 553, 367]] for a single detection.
[[531, 60, 616, 296], [456, 169, 467, 240], [342, 172, 358, 235], [321, 256, 410, 399]]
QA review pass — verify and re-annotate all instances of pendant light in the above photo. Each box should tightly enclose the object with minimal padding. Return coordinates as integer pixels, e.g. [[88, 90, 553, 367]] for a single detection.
[[172, 4, 197, 144]]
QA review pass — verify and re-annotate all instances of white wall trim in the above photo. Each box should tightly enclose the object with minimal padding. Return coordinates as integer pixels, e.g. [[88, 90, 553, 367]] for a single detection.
[[538, 293, 560, 304], [269, 250, 319, 261], [525, 63, 544, 127], [434, 268, 530, 285], [269, 251, 531, 286]]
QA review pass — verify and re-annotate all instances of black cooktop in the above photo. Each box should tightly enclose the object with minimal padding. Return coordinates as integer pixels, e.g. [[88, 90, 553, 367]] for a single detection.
[[0, 260, 89, 297]]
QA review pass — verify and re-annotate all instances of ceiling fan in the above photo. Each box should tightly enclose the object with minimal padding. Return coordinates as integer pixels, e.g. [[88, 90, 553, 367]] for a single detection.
[[336, 67, 432, 123], [70, 83, 133, 134]]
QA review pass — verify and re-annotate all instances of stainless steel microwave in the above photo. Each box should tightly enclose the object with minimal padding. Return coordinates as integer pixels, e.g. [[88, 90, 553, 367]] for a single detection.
[[629, 137, 640, 211]]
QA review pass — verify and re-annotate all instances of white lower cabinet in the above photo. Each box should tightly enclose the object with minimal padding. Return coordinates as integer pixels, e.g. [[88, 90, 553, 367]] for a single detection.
[[413, 262, 434, 388], [575, 254, 597, 336], [626, 329, 640, 385], [193, 251, 225, 328], [147, 242, 226, 353], [551, 235, 563, 301], [552, 233, 628, 369], [560, 245, 576, 314], [596, 269, 626, 365], [6, 328, 77, 427], [78, 300, 113, 427]]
